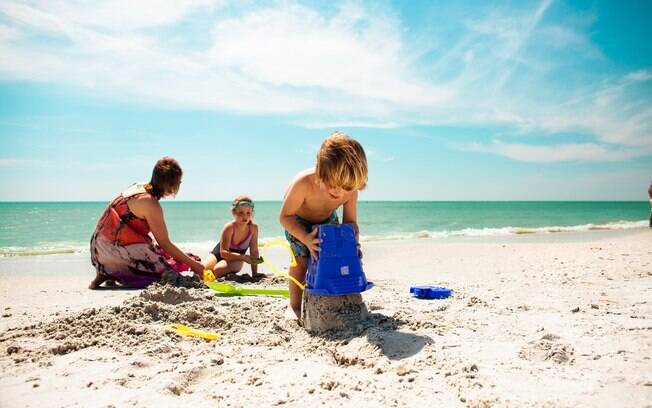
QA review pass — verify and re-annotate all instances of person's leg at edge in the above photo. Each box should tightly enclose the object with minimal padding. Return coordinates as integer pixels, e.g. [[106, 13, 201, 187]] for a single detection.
[[288, 256, 308, 319]]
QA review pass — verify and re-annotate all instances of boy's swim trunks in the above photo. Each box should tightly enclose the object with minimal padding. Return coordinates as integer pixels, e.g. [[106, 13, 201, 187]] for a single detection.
[[284, 212, 339, 257]]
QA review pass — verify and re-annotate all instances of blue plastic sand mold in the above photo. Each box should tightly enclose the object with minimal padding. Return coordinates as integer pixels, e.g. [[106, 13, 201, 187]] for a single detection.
[[410, 285, 452, 299], [305, 223, 373, 296]]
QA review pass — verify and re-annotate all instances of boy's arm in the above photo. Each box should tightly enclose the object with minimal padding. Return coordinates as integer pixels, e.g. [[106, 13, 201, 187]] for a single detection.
[[280, 179, 321, 260], [342, 191, 362, 258], [342, 190, 359, 239]]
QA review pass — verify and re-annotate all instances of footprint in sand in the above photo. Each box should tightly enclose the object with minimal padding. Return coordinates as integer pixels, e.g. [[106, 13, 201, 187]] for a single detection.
[[519, 333, 575, 364]]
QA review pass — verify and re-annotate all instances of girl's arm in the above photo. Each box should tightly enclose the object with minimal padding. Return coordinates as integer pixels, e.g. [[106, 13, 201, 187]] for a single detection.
[[219, 223, 253, 263], [140, 198, 204, 275], [249, 224, 260, 276]]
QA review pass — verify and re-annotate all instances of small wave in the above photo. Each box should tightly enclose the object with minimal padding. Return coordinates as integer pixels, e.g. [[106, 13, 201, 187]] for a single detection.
[[359, 219, 647, 241], [0, 245, 86, 257], [1, 220, 646, 257]]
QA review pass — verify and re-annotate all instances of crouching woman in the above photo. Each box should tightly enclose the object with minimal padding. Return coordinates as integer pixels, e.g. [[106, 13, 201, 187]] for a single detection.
[[89, 157, 204, 289]]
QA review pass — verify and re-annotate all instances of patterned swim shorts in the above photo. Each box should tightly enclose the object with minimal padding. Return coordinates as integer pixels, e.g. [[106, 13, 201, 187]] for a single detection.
[[284, 212, 339, 257]]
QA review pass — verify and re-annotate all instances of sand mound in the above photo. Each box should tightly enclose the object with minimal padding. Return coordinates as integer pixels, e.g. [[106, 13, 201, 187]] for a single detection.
[[139, 285, 209, 305]]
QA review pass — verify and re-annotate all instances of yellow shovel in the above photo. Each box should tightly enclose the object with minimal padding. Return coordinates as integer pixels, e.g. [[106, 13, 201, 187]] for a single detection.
[[165, 323, 220, 341]]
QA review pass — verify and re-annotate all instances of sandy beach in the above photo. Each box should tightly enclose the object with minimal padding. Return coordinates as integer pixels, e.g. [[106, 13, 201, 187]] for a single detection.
[[0, 229, 650, 407]]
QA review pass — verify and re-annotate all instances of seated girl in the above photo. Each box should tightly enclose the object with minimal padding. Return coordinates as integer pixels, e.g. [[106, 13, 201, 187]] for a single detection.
[[203, 196, 263, 279]]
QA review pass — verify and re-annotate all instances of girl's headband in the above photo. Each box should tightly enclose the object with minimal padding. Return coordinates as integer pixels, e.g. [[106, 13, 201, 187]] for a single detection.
[[233, 199, 254, 210]]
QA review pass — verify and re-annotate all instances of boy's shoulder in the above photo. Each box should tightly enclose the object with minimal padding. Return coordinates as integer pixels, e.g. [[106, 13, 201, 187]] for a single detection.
[[284, 168, 316, 196], [291, 167, 315, 187], [292, 168, 316, 184]]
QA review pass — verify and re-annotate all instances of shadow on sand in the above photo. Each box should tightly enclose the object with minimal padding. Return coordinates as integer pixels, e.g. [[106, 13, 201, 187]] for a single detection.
[[311, 312, 432, 361]]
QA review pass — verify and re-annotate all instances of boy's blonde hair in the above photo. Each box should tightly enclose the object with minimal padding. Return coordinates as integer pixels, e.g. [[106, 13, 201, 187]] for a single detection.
[[232, 195, 254, 211], [316, 131, 368, 191]]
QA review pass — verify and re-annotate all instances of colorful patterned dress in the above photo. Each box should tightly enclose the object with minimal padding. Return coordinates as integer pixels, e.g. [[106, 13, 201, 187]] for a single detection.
[[90, 184, 176, 288]]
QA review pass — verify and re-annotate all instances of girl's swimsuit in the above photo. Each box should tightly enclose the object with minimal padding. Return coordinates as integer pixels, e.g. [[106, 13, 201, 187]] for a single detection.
[[210, 223, 254, 261]]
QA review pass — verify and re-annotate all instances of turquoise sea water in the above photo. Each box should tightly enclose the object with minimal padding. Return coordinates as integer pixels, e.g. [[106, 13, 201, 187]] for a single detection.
[[0, 201, 648, 256]]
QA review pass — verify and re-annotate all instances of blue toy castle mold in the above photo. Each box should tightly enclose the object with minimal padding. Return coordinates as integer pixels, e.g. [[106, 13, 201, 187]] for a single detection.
[[305, 223, 373, 295]]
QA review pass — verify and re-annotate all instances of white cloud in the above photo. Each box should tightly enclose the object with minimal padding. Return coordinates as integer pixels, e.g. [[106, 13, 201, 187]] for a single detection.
[[295, 120, 402, 129], [208, 4, 452, 107], [2, 0, 217, 32], [0, 158, 46, 166], [0, 1, 452, 117], [0, 1, 650, 162], [625, 69, 652, 82], [365, 147, 395, 162], [460, 140, 648, 162]]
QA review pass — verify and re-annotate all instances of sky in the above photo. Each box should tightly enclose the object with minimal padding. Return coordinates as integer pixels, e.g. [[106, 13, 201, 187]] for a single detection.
[[0, 0, 650, 201]]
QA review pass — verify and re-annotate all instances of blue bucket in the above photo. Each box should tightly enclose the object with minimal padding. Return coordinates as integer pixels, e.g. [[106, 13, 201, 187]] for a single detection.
[[305, 223, 373, 295]]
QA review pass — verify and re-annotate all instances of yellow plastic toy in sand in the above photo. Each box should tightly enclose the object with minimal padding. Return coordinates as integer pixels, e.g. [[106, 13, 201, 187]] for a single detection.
[[165, 323, 220, 341], [259, 239, 305, 290], [203, 269, 216, 282]]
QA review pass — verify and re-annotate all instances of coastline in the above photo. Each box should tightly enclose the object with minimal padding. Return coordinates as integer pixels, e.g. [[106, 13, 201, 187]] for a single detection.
[[1, 228, 651, 406]]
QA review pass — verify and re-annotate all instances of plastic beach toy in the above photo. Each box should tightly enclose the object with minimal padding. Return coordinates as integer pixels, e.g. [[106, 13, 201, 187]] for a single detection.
[[206, 281, 289, 298], [203, 270, 216, 282], [305, 223, 373, 296], [409, 285, 452, 299], [259, 239, 305, 290], [165, 323, 220, 341]]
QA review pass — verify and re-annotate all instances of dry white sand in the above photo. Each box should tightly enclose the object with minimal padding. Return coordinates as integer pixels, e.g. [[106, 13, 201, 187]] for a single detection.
[[0, 229, 651, 407]]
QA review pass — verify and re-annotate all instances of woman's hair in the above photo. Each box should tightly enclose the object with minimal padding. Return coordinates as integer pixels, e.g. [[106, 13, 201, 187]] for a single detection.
[[144, 156, 183, 199], [316, 131, 368, 191], [232, 195, 254, 211]]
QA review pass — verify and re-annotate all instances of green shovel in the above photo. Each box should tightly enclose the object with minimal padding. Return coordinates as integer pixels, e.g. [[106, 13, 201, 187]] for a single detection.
[[206, 281, 289, 298]]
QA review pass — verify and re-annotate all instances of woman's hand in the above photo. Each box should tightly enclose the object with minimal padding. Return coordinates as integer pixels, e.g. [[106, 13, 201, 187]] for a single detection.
[[190, 260, 204, 276]]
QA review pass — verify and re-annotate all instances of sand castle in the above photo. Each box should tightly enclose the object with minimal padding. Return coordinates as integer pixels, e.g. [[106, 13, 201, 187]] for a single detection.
[[300, 224, 373, 333]]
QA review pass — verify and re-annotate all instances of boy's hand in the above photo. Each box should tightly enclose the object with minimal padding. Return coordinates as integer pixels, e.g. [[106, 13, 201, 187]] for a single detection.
[[303, 227, 322, 262], [357, 243, 363, 259]]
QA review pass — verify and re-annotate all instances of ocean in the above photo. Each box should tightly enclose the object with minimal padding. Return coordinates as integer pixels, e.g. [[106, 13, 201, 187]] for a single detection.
[[0, 201, 648, 256]]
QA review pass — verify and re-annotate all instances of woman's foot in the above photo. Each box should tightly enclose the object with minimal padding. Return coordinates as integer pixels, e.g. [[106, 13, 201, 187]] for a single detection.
[[88, 273, 108, 289], [104, 279, 118, 287]]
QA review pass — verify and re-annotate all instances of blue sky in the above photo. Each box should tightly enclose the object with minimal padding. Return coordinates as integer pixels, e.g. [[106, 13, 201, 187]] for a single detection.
[[0, 0, 650, 201]]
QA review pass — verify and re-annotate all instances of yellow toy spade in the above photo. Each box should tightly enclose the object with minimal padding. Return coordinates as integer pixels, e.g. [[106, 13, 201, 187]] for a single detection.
[[165, 323, 220, 341]]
